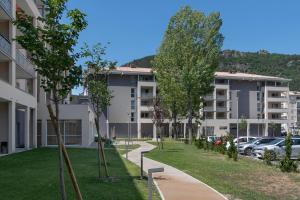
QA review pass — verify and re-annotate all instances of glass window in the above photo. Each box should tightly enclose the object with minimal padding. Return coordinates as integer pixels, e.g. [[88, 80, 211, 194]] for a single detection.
[[131, 112, 135, 122], [131, 88, 135, 98], [131, 100, 135, 110]]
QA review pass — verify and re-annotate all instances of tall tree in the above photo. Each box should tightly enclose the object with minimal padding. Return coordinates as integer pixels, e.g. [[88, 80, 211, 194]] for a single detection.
[[82, 43, 115, 178], [153, 56, 186, 139], [14, 1, 87, 199], [154, 6, 223, 143]]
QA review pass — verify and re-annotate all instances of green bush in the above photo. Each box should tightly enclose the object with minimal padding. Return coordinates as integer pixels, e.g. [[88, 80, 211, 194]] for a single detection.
[[279, 133, 298, 172], [227, 136, 238, 161], [263, 149, 274, 166]]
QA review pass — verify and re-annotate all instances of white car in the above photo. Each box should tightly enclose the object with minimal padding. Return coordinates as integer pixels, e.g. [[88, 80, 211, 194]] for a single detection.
[[253, 138, 300, 160], [226, 136, 258, 149]]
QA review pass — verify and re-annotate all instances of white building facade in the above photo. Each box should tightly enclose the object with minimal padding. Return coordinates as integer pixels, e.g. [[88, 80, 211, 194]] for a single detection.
[[0, 0, 43, 154]]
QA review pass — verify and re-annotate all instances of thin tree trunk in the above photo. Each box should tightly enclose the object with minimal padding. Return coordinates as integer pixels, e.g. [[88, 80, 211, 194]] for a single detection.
[[160, 126, 164, 149], [48, 102, 66, 200], [95, 117, 109, 178], [47, 104, 83, 200], [156, 124, 160, 150], [94, 118, 102, 179]]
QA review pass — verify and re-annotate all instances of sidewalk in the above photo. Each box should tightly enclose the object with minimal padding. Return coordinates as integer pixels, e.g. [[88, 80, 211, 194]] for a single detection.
[[124, 142, 227, 200]]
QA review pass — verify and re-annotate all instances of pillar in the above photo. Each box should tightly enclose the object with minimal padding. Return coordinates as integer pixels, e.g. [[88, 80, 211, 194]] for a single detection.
[[169, 122, 172, 138], [8, 101, 16, 153], [32, 108, 37, 148], [247, 123, 250, 137], [183, 123, 186, 139], [24, 106, 30, 149], [153, 124, 157, 140], [264, 123, 269, 136]]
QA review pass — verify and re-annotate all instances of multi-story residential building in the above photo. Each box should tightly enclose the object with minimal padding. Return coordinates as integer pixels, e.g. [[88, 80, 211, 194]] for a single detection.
[[287, 91, 300, 134], [101, 67, 291, 139], [0, 0, 44, 154]]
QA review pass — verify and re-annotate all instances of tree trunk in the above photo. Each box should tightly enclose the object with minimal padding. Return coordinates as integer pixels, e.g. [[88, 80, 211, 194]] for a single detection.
[[47, 104, 83, 200], [159, 126, 164, 149], [95, 117, 109, 178], [94, 118, 102, 179], [156, 124, 160, 150]]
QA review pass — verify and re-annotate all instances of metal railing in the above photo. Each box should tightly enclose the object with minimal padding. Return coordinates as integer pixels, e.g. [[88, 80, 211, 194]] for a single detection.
[[16, 50, 35, 77], [0, 0, 12, 17], [0, 34, 11, 56]]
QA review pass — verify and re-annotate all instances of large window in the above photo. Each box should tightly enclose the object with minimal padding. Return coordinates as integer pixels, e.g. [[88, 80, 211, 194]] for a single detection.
[[47, 120, 82, 145], [37, 120, 42, 147]]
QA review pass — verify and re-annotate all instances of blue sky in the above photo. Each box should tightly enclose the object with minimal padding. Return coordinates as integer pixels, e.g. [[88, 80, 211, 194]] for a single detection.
[[66, 0, 300, 93]]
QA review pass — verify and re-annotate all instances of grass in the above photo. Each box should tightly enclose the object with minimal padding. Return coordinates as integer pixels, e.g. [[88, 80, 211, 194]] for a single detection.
[[146, 141, 300, 200], [0, 146, 160, 200]]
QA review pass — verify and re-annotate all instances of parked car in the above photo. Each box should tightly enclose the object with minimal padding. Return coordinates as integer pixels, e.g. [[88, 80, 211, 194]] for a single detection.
[[238, 137, 276, 156], [253, 138, 300, 160], [207, 136, 220, 143], [226, 136, 258, 149]]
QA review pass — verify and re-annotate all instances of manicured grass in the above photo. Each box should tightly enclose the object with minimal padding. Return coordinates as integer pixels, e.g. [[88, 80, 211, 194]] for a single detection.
[[146, 141, 300, 200], [0, 147, 160, 200]]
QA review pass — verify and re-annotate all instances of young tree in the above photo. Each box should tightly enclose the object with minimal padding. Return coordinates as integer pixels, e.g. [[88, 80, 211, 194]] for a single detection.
[[154, 6, 223, 144], [279, 133, 298, 172], [152, 95, 168, 149], [14, 1, 87, 199], [239, 117, 247, 136], [82, 43, 115, 178]]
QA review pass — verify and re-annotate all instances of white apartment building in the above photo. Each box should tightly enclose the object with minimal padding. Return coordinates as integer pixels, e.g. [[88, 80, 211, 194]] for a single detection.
[[0, 0, 45, 154], [287, 91, 300, 134], [101, 67, 292, 139]]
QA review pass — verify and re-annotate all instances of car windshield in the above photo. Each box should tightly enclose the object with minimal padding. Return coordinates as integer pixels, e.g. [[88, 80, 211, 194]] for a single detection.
[[266, 138, 283, 145]]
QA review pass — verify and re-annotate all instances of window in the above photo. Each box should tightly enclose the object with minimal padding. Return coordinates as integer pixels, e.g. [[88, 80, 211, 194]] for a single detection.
[[47, 120, 82, 145], [220, 126, 227, 130], [141, 112, 152, 119], [257, 103, 261, 112], [37, 120, 42, 147], [257, 92, 260, 101], [131, 112, 135, 122], [131, 88, 135, 98], [131, 100, 135, 110]]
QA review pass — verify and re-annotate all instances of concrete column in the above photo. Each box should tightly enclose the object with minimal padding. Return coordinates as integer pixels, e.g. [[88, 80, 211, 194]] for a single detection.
[[153, 124, 157, 140], [32, 108, 37, 148], [24, 107, 30, 149], [8, 101, 16, 153], [42, 119, 47, 146], [10, 0, 16, 87], [169, 122, 172, 138], [183, 123, 186, 139], [137, 83, 141, 139], [264, 123, 269, 136], [247, 123, 250, 137]]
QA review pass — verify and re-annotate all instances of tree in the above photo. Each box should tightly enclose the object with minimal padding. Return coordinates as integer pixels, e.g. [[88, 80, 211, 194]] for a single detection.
[[269, 122, 279, 137], [152, 95, 168, 149], [279, 133, 298, 172], [153, 50, 186, 140], [239, 117, 247, 136], [14, 1, 87, 199], [154, 6, 223, 144], [82, 43, 115, 178]]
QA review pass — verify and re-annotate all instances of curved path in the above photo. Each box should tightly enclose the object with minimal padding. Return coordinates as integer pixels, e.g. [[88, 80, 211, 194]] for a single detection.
[[124, 141, 227, 200]]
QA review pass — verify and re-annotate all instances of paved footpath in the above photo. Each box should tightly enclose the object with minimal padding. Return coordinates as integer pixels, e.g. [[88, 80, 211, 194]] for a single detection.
[[124, 142, 227, 200]]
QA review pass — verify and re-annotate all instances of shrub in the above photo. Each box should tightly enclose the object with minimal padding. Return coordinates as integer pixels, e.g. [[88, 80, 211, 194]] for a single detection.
[[263, 149, 274, 166], [227, 136, 238, 161], [279, 133, 298, 172]]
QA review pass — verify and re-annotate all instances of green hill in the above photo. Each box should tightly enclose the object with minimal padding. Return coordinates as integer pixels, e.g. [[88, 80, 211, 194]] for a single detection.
[[123, 50, 300, 91]]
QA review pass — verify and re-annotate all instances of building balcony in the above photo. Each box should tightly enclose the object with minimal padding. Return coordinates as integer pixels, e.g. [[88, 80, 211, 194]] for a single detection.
[[0, 0, 12, 19], [216, 95, 227, 101], [0, 34, 11, 58], [204, 95, 214, 101], [203, 106, 214, 112], [267, 97, 288, 102], [268, 108, 288, 113], [16, 50, 35, 78], [216, 106, 227, 112]]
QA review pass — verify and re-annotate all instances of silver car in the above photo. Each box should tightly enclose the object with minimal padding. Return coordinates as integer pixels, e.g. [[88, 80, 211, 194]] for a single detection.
[[238, 137, 276, 156], [253, 138, 300, 160]]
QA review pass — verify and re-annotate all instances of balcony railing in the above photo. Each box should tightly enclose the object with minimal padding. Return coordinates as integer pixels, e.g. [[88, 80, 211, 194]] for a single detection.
[[0, 0, 12, 17], [0, 34, 11, 57], [16, 50, 35, 77]]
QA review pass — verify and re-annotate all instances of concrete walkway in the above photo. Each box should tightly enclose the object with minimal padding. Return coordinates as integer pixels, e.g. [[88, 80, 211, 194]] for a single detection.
[[124, 142, 227, 200]]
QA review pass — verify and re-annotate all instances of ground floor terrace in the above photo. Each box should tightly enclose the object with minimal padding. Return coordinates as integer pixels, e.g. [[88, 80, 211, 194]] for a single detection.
[[0, 100, 37, 155], [106, 119, 289, 139]]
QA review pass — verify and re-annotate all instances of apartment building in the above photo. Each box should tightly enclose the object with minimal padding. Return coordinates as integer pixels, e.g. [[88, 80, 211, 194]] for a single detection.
[[287, 91, 300, 134], [101, 67, 291, 139], [0, 0, 44, 154]]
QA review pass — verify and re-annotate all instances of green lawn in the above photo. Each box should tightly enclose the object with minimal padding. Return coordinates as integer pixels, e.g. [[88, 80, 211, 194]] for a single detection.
[[146, 141, 300, 200], [0, 147, 160, 200]]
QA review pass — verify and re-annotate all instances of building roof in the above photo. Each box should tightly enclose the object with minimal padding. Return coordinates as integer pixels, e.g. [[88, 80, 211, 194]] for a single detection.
[[215, 71, 291, 82], [111, 67, 290, 82]]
